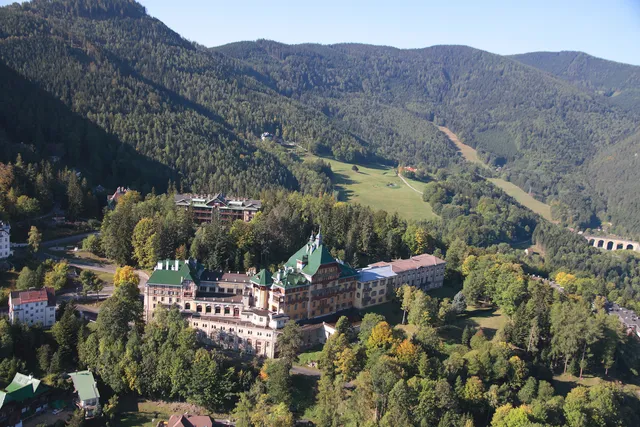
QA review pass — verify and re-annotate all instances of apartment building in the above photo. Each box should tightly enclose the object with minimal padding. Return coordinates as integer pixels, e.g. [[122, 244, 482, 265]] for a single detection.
[[8, 288, 57, 327]]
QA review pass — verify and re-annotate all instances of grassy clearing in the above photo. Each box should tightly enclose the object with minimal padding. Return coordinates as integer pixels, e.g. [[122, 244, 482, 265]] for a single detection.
[[488, 178, 553, 221], [552, 373, 640, 398], [297, 344, 324, 366], [437, 126, 553, 221], [438, 126, 489, 169], [305, 154, 437, 222], [439, 306, 507, 344]]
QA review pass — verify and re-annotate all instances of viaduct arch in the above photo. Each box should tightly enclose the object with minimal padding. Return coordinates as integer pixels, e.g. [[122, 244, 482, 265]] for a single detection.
[[583, 235, 640, 252]]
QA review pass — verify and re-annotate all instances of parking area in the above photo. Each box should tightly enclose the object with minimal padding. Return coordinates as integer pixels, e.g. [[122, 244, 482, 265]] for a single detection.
[[607, 303, 640, 335]]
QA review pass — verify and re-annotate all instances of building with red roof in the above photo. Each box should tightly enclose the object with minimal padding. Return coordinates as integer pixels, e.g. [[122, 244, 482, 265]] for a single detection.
[[163, 414, 214, 427], [8, 287, 57, 327]]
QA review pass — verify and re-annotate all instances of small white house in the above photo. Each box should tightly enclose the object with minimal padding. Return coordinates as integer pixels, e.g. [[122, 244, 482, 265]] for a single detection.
[[8, 288, 57, 328], [69, 371, 100, 418], [0, 221, 12, 259]]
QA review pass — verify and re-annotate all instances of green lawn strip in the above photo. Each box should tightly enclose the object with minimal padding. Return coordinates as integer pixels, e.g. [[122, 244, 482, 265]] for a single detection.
[[359, 301, 404, 326], [488, 178, 553, 221]]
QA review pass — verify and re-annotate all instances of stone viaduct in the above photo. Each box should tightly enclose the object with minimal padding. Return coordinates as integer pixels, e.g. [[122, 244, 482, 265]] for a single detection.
[[583, 235, 640, 252]]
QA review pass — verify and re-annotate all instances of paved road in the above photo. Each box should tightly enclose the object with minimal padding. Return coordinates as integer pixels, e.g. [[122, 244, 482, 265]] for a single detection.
[[291, 365, 321, 377], [398, 173, 423, 195]]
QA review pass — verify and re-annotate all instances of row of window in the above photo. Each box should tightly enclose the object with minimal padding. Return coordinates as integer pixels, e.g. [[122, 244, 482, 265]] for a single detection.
[[192, 322, 272, 338]]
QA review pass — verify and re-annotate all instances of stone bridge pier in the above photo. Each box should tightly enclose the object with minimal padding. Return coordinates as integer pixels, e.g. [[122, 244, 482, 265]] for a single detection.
[[583, 235, 640, 252]]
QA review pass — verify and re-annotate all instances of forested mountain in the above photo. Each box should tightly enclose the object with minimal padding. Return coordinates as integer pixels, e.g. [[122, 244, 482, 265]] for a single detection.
[[511, 51, 640, 111], [1, 0, 640, 233], [0, 0, 369, 196], [216, 40, 640, 233]]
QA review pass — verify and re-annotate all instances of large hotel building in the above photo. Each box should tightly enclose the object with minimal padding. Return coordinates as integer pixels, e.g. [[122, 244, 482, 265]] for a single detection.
[[174, 194, 261, 223], [143, 231, 445, 358]]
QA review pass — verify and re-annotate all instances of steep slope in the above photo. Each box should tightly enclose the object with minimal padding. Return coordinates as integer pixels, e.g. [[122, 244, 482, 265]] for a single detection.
[[0, 0, 371, 196], [587, 130, 640, 233], [511, 51, 640, 111], [217, 40, 640, 231]]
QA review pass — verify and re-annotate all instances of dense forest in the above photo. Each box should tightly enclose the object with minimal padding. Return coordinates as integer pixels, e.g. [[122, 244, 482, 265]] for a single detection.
[[511, 51, 640, 112], [0, 0, 639, 234]]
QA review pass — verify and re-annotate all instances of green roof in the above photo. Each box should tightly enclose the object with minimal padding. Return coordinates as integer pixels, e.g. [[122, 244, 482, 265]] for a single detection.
[[148, 260, 196, 286], [0, 373, 47, 409], [252, 269, 273, 286], [69, 371, 100, 402], [285, 241, 337, 276]]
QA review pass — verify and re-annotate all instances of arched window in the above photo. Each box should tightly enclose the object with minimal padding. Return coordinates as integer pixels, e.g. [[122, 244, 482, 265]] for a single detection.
[[205, 305, 212, 313], [627, 244, 634, 250], [184, 303, 191, 310], [606, 241, 614, 250], [215, 306, 221, 314], [196, 305, 202, 313], [224, 306, 230, 315]]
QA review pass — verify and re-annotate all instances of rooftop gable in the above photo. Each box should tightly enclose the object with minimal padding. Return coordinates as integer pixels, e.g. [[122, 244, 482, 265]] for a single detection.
[[148, 260, 196, 286], [2, 373, 47, 405], [251, 269, 273, 286]]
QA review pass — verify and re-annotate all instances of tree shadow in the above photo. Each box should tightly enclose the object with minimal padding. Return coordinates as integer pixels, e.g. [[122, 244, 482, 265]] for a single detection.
[[291, 374, 319, 416], [0, 60, 176, 193]]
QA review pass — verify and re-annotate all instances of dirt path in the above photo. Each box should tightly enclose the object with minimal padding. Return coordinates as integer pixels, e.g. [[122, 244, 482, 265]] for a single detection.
[[398, 174, 423, 195]]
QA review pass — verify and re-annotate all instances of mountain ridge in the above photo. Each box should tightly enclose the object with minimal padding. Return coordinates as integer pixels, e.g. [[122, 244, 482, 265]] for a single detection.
[[1, 0, 639, 234]]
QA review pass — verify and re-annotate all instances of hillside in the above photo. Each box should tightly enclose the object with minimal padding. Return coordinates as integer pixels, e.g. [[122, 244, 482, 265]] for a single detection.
[[1, 0, 640, 233], [0, 0, 371, 197], [217, 40, 640, 233], [511, 51, 640, 111]]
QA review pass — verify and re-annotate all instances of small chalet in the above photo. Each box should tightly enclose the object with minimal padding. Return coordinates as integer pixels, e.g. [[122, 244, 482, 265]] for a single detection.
[[0, 373, 50, 427]]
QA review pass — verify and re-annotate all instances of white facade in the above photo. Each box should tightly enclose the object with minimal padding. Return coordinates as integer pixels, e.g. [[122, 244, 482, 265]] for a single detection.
[[0, 221, 12, 259], [9, 289, 57, 327]]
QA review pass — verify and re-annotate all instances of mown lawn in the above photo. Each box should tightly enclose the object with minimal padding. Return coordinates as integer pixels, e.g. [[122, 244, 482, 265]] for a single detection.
[[488, 178, 553, 221], [305, 154, 436, 222], [439, 306, 507, 344]]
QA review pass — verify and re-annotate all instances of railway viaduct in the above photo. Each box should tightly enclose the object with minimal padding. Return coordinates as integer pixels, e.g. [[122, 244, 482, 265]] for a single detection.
[[583, 235, 640, 252]]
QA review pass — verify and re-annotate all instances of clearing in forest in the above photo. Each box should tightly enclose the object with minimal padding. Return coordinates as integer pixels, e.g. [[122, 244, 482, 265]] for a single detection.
[[305, 154, 437, 222], [437, 125, 553, 221]]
